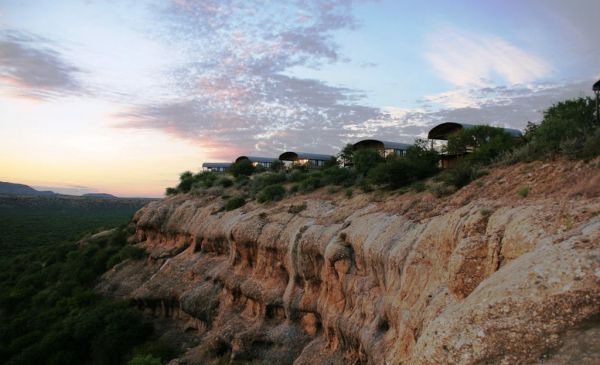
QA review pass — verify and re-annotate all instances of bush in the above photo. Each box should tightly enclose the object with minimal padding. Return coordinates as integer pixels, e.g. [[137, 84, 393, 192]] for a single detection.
[[287, 169, 307, 182], [225, 196, 246, 211], [216, 177, 233, 188], [257, 184, 286, 203], [229, 159, 255, 177], [299, 175, 322, 192], [128, 354, 162, 365], [447, 125, 518, 165], [192, 171, 218, 189], [165, 187, 178, 196], [518, 186, 530, 198], [353, 148, 384, 175], [176, 171, 194, 193], [526, 97, 597, 159], [288, 203, 307, 214], [437, 162, 482, 188], [345, 188, 353, 198], [368, 140, 439, 189], [269, 159, 284, 171], [321, 166, 354, 186], [338, 143, 355, 166]]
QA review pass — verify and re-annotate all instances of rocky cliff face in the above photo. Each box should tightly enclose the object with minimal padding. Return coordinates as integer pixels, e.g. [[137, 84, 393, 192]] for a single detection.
[[98, 160, 600, 364]]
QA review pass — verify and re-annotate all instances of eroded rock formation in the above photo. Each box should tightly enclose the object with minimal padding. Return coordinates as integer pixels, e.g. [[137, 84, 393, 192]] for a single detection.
[[98, 160, 600, 364]]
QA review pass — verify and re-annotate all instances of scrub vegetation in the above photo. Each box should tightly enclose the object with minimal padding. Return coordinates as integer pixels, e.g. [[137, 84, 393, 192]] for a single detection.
[[0, 197, 178, 365], [166, 97, 600, 205]]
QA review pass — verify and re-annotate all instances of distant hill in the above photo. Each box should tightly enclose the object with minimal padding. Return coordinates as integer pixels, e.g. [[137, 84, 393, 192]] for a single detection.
[[0, 181, 55, 196], [82, 193, 117, 198]]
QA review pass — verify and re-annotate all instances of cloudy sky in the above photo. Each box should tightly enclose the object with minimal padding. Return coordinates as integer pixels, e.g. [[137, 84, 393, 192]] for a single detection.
[[1, 0, 598, 197]]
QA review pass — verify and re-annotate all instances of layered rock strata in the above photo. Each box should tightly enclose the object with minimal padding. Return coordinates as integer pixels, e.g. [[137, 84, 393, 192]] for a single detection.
[[98, 160, 600, 364]]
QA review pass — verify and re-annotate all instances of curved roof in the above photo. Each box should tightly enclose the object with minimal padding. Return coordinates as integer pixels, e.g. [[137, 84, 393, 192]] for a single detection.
[[202, 162, 232, 168], [279, 151, 335, 161], [353, 139, 412, 151], [235, 156, 278, 163], [428, 122, 523, 140]]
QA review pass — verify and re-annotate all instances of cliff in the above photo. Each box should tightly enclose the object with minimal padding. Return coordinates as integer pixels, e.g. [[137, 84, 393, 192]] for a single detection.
[[98, 159, 600, 364]]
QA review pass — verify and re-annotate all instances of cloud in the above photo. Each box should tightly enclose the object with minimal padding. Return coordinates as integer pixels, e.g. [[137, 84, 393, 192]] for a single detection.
[[0, 30, 84, 99], [117, 0, 382, 159], [117, 2, 594, 162], [426, 27, 551, 87]]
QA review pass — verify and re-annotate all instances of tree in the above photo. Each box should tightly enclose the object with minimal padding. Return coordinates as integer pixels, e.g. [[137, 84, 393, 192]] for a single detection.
[[269, 159, 284, 171], [528, 97, 597, 157], [176, 171, 194, 193], [446, 125, 517, 165], [228, 159, 255, 177], [338, 143, 355, 166], [352, 148, 384, 175]]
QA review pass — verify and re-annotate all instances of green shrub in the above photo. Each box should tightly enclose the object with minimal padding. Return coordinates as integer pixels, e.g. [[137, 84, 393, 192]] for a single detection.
[[353, 148, 384, 175], [526, 97, 597, 159], [338, 143, 355, 166], [229, 159, 255, 177], [128, 354, 162, 365], [345, 188, 353, 198], [368, 140, 439, 189], [447, 125, 518, 165], [225, 196, 246, 211], [518, 186, 530, 198], [165, 187, 178, 196], [299, 175, 322, 192], [580, 127, 600, 159], [216, 177, 233, 188], [257, 184, 286, 203], [289, 184, 299, 193], [176, 171, 194, 193], [438, 162, 482, 188], [287, 169, 307, 182], [321, 166, 354, 186], [270, 159, 284, 171]]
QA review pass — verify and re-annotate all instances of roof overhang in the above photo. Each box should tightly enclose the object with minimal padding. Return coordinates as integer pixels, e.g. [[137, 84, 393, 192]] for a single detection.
[[353, 139, 412, 150]]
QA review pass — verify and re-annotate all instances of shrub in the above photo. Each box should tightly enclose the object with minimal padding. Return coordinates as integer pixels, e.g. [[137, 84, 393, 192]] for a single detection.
[[192, 171, 218, 189], [526, 97, 597, 159], [518, 186, 530, 198], [176, 171, 194, 193], [165, 187, 178, 196], [321, 166, 354, 186], [229, 159, 255, 177], [353, 148, 384, 175], [446, 125, 518, 165], [270, 159, 284, 171], [437, 162, 482, 188], [128, 354, 162, 365], [323, 156, 340, 169], [289, 184, 299, 193], [368, 140, 439, 189], [288, 203, 307, 214], [225, 196, 246, 211], [580, 127, 600, 159], [216, 177, 233, 188], [299, 175, 322, 192], [338, 143, 355, 166], [287, 169, 307, 182], [257, 184, 286, 203], [345, 188, 353, 198]]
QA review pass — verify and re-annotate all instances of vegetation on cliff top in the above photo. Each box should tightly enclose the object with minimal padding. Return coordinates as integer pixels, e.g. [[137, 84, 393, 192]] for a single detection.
[[166, 97, 600, 205]]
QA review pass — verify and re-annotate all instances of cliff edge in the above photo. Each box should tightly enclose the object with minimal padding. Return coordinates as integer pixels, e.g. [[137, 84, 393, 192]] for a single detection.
[[98, 159, 600, 364]]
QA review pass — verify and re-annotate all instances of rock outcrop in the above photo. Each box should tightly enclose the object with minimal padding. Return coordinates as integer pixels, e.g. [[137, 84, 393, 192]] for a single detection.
[[98, 160, 600, 364]]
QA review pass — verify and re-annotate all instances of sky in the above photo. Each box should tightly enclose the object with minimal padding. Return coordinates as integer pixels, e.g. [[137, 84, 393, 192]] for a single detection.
[[0, 0, 598, 197]]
